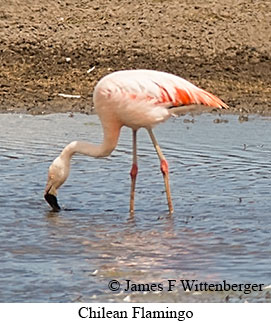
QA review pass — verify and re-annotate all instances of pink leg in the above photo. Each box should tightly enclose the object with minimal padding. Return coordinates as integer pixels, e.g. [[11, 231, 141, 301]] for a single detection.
[[148, 129, 174, 214], [130, 130, 138, 215]]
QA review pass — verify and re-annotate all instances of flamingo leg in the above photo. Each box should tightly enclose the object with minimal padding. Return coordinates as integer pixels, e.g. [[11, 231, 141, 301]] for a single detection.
[[130, 129, 138, 215], [148, 129, 174, 214]]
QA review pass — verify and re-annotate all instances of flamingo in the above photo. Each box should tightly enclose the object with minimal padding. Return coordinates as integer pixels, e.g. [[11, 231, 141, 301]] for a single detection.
[[44, 69, 228, 214]]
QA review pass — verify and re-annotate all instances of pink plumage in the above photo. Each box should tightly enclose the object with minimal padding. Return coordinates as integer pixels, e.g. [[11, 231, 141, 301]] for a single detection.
[[94, 69, 228, 129], [44, 69, 228, 214]]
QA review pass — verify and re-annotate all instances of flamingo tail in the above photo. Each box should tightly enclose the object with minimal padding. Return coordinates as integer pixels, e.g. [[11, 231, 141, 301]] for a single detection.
[[173, 86, 229, 109]]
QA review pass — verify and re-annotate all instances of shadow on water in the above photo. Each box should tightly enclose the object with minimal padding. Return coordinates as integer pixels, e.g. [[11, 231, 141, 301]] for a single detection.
[[0, 113, 271, 302]]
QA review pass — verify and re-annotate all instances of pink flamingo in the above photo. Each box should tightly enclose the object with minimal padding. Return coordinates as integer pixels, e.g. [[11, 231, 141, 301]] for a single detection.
[[44, 69, 228, 214]]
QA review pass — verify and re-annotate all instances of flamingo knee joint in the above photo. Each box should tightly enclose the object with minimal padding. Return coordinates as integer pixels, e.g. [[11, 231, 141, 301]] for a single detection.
[[160, 159, 169, 175], [130, 163, 138, 179]]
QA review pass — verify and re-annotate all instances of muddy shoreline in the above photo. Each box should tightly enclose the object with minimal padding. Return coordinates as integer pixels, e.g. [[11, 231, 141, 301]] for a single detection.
[[0, 0, 270, 115]]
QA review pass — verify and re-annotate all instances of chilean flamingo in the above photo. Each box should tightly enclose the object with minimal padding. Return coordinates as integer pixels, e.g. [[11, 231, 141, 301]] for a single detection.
[[44, 69, 228, 214]]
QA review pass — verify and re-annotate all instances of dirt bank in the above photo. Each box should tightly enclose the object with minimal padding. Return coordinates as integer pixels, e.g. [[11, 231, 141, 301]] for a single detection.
[[0, 0, 270, 115]]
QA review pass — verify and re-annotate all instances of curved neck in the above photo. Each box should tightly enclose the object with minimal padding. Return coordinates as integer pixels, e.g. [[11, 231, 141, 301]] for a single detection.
[[60, 123, 122, 160]]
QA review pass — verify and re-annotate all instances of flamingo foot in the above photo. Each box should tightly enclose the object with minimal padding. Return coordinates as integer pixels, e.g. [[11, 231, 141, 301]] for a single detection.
[[44, 193, 61, 212]]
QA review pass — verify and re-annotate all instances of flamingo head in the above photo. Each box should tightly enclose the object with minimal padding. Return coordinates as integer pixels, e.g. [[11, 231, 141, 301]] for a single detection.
[[44, 156, 70, 212]]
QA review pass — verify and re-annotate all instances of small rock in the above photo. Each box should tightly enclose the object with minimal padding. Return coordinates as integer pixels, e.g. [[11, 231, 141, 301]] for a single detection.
[[238, 115, 249, 123]]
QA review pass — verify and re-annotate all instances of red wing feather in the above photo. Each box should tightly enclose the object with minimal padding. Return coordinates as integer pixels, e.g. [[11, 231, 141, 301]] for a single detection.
[[171, 86, 228, 109]]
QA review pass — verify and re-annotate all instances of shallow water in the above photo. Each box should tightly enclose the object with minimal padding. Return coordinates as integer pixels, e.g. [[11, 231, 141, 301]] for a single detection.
[[0, 113, 271, 303]]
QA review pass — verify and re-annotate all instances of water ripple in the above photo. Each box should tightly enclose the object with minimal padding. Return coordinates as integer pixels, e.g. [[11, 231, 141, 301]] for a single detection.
[[0, 113, 271, 302]]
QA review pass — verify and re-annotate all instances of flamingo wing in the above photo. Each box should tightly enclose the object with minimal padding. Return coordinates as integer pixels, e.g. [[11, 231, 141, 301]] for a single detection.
[[95, 69, 228, 110]]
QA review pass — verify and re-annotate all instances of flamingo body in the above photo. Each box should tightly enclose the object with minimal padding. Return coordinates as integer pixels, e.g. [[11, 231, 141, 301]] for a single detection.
[[44, 69, 228, 213], [94, 69, 227, 130]]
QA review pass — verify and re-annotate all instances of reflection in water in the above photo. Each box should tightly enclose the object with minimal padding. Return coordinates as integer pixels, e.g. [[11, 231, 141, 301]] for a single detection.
[[0, 113, 271, 302]]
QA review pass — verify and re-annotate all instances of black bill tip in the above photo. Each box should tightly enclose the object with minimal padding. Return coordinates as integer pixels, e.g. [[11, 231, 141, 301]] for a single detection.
[[44, 193, 61, 212]]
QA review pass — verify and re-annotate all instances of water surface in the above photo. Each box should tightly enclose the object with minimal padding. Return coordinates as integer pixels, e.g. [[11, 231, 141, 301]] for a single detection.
[[0, 113, 270, 302]]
